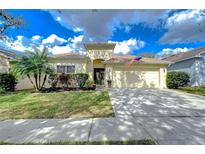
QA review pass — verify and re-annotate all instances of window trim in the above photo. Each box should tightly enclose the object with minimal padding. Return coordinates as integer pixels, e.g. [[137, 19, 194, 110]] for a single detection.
[[66, 65, 75, 73], [56, 65, 76, 74]]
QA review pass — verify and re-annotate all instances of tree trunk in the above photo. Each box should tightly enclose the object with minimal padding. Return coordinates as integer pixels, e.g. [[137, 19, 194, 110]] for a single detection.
[[38, 71, 41, 90], [41, 74, 47, 90], [34, 73, 39, 91], [27, 74, 36, 89]]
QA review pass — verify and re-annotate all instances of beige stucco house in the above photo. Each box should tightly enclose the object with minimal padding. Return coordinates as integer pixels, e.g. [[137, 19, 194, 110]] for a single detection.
[[1, 43, 169, 89], [0, 49, 15, 73], [49, 43, 170, 88], [0, 43, 170, 89]]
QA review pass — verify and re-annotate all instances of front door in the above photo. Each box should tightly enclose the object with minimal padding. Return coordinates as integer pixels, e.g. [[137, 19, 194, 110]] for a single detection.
[[94, 68, 105, 85]]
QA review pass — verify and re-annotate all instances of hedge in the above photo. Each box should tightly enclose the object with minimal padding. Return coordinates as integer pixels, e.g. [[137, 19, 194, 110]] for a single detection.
[[166, 71, 190, 89], [0, 73, 17, 92], [48, 73, 89, 89], [76, 73, 89, 88]]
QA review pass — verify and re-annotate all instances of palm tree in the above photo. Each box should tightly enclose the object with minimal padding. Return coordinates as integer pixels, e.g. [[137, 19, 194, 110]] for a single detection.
[[12, 47, 54, 91]]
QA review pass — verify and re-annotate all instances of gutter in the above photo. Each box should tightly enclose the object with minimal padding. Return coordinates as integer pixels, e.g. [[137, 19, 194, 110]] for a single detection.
[[103, 61, 170, 65]]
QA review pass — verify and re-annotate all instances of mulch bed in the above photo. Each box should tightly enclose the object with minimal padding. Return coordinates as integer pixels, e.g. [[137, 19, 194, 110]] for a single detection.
[[40, 87, 96, 93]]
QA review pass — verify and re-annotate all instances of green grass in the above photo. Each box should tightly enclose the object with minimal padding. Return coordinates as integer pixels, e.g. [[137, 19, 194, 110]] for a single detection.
[[178, 86, 205, 96], [0, 139, 156, 145], [0, 90, 114, 120]]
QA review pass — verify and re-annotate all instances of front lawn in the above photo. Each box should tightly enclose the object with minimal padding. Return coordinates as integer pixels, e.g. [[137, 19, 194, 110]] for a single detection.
[[0, 90, 114, 120], [178, 86, 205, 96]]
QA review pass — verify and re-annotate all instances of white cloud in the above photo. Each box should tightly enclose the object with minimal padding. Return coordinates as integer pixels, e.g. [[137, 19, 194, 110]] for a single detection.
[[0, 34, 144, 56], [56, 16, 61, 21], [71, 35, 84, 44], [0, 34, 85, 55], [108, 38, 145, 54], [31, 35, 42, 44], [42, 34, 67, 46], [32, 35, 41, 41], [160, 10, 205, 44], [48, 45, 73, 55], [73, 27, 83, 32], [156, 47, 192, 58], [124, 25, 132, 33], [0, 36, 31, 52], [45, 35, 85, 55], [41, 35, 85, 55], [49, 10, 170, 41]]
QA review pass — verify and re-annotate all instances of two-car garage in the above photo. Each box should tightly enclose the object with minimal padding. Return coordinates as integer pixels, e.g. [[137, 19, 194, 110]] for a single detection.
[[112, 66, 160, 88], [104, 55, 169, 89]]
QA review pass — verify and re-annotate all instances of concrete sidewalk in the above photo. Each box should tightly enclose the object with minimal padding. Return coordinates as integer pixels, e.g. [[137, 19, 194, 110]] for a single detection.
[[1, 116, 205, 144], [0, 117, 150, 144]]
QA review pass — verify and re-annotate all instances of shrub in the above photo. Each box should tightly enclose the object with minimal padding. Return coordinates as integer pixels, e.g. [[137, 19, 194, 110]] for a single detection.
[[166, 71, 190, 89], [47, 73, 89, 89], [58, 73, 68, 87], [48, 74, 58, 89], [84, 80, 96, 90], [76, 73, 89, 88], [0, 73, 17, 92], [85, 80, 95, 87], [67, 73, 77, 87]]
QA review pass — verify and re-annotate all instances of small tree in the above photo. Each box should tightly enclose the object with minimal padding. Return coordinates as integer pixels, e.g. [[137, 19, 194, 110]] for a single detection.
[[166, 71, 190, 89], [12, 47, 54, 91], [0, 9, 23, 36]]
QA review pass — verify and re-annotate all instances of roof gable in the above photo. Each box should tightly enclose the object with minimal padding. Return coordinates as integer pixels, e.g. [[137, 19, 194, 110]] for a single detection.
[[105, 54, 170, 65], [0, 48, 16, 59], [162, 46, 205, 63], [49, 53, 88, 60], [84, 43, 116, 50]]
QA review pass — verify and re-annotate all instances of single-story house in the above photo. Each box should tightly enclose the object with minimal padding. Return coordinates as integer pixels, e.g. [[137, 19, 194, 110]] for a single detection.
[[1, 43, 170, 89], [48, 43, 169, 88], [162, 46, 205, 86]]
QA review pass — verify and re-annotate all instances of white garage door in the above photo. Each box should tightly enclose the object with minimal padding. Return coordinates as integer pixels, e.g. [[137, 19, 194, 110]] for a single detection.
[[112, 67, 160, 88]]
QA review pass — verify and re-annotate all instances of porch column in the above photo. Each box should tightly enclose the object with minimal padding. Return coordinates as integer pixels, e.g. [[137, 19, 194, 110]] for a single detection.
[[159, 67, 167, 89], [86, 59, 93, 80], [105, 66, 113, 88]]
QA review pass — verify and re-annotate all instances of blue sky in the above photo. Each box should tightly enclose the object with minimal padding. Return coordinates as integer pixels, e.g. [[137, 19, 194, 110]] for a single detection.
[[1, 9, 205, 57]]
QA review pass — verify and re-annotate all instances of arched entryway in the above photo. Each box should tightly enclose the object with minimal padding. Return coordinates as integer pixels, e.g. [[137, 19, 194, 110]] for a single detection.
[[93, 59, 105, 85]]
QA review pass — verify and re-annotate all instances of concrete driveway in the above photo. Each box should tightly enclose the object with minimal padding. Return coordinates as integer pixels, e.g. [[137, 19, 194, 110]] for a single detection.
[[109, 88, 205, 144], [109, 88, 205, 117]]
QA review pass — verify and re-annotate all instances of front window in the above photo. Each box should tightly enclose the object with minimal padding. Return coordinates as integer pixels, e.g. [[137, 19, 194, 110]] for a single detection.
[[67, 65, 75, 73], [57, 65, 75, 74], [57, 65, 66, 74]]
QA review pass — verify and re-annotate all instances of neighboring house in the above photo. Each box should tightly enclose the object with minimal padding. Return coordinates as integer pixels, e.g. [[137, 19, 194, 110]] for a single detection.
[[162, 46, 205, 86], [48, 43, 169, 88], [0, 48, 29, 90], [0, 48, 16, 73]]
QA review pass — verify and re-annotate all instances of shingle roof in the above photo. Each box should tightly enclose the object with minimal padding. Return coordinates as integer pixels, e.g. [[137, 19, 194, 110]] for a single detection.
[[104, 54, 170, 65], [162, 46, 205, 63], [49, 52, 170, 65], [49, 53, 88, 60], [0, 48, 16, 59], [84, 43, 116, 50]]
